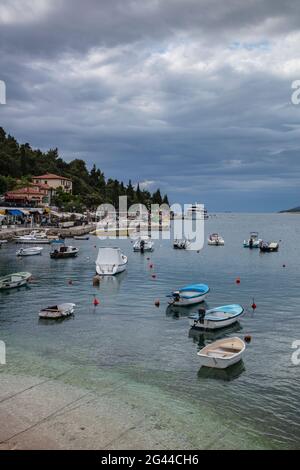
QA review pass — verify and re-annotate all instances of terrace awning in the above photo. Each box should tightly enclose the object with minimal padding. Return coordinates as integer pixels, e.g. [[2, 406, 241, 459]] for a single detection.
[[8, 209, 24, 217]]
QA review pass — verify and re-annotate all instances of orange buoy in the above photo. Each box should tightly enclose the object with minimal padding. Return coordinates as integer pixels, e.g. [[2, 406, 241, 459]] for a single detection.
[[244, 335, 252, 344]]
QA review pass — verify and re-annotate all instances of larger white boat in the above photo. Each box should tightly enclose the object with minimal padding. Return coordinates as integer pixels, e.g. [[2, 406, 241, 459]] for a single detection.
[[197, 337, 246, 369], [14, 230, 51, 244], [95, 247, 128, 276]]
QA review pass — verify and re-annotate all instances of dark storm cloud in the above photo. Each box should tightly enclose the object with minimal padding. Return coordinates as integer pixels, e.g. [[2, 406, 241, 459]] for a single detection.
[[1, 0, 300, 211], [1, 0, 300, 56]]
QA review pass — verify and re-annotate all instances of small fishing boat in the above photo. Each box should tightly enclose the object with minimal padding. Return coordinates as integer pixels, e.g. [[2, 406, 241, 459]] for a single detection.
[[74, 235, 90, 241], [0, 240, 8, 245], [173, 239, 190, 250], [197, 337, 246, 369], [208, 233, 225, 246], [133, 236, 154, 253], [168, 284, 210, 306], [39, 303, 76, 319], [260, 241, 279, 252], [14, 230, 51, 245], [16, 247, 44, 257], [50, 241, 79, 259], [0, 272, 31, 290], [95, 247, 128, 276], [189, 304, 244, 330], [243, 232, 262, 248]]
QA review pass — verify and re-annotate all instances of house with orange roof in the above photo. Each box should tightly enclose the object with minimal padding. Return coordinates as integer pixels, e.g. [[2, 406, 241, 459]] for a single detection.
[[32, 173, 73, 194]]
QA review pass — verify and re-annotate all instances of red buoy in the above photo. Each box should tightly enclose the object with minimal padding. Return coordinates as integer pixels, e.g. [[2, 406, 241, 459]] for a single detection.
[[93, 297, 100, 307], [252, 299, 257, 310], [155, 300, 160, 307], [236, 278, 241, 284]]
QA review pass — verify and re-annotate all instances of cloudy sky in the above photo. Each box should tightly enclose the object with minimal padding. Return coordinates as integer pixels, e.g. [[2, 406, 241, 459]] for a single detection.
[[1, 0, 300, 211]]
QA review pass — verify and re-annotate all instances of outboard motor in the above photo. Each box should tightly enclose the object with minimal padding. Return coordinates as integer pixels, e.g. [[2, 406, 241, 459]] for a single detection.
[[173, 291, 181, 303], [198, 308, 206, 324]]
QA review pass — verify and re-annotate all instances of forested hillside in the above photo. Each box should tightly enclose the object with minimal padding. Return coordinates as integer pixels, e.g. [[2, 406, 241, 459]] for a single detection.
[[0, 127, 169, 211]]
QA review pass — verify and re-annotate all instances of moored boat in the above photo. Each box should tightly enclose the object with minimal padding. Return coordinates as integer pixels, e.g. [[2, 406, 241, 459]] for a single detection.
[[260, 241, 279, 252], [189, 304, 244, 330], [16, 247, 44, 257], [14, 230, 51, 244], [208, 233, 225, 246], [74, 235, 90, 241], [95, 247, 128, 276], [39, 303, 76, 319], [0, 272, 31, 290], [133, 236, 154, 253], [243, 232, 262, 248], [50, 241, 79, 259], [173, 239, 190, 250], [197, 337, 246, 369], [168, 284, 210, 306]]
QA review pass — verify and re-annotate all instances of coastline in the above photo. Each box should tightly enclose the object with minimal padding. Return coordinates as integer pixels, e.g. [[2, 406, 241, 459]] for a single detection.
[[0, 369, 274, 450]]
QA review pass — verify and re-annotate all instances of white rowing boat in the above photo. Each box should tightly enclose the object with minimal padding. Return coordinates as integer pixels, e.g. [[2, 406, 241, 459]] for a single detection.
[[16, 247, 44, 257], [0, 272, 31, 290], [198, 337, 246, 369], [39, 303, 76, 319]]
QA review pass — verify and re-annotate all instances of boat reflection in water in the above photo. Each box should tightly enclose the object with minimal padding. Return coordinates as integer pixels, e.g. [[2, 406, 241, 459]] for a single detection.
[[96, 270, 127, 295], [189, 322, 242, 349], [166, 303, 209, 319], [197, 359, 245, 382]]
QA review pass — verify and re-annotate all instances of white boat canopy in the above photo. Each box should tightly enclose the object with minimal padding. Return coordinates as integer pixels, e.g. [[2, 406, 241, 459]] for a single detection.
[[96, 247, 125, 266]]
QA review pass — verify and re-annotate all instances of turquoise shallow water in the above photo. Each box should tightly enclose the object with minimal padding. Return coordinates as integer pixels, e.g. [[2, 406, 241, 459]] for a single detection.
[[0, 213, 300, 449]]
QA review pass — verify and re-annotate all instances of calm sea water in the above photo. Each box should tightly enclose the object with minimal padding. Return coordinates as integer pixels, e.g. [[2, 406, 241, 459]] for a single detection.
[[0, 213, 300, 449]]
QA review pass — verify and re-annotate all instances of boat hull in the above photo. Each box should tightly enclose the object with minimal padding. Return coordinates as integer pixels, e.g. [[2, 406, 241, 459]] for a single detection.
[[189, 316, 240, 330], [50, 251, 78, 259], [96, 261, 127, 276], [170, 292, 208, 306], [198, 353, 243, 369], [15, 238, 50, 245], [208, 240, 224, 246]]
